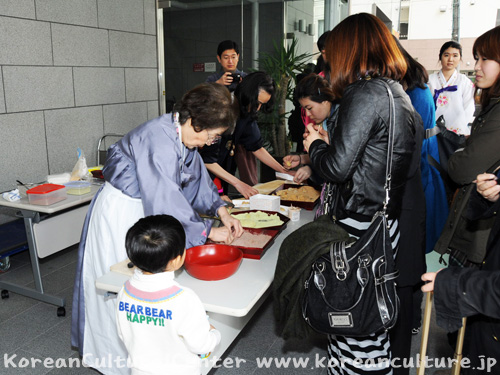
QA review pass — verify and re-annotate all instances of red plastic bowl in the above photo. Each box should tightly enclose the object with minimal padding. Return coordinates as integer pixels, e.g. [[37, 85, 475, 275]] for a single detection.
[[184, 244, 243, 281]]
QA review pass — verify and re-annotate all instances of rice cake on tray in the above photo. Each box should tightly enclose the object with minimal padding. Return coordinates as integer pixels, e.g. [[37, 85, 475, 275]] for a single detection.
[[272, 184, 321, 210], [232, 199, 289, 216], [230, 210, 289, 230], [229, 228, 279, 259], [210, 210, 289, 260]]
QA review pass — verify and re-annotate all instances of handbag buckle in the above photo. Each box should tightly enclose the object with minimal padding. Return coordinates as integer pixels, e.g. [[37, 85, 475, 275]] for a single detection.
[[331, 242, 349, 281], [312, 261, 327, 291], [313, 269, 327, 291], [336, 270, 347, 281]]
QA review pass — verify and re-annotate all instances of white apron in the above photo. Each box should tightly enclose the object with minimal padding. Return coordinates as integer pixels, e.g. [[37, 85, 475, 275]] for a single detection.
[[82, 182, 144, 375]]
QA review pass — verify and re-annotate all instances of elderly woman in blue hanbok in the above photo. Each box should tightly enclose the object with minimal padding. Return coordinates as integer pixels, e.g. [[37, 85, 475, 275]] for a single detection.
[[71, 83, 243, 375]]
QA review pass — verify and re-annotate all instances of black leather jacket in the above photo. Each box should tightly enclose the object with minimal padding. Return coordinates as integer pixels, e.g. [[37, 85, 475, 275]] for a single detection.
[[308, 78, 421, 219]]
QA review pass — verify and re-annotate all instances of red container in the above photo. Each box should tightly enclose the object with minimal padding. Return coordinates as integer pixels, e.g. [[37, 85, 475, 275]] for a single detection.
[[184, 244, 243, 281], [26, 183, 67, 205]]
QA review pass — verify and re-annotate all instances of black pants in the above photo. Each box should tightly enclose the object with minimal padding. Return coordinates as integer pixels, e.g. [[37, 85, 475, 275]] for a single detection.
[[389, 286, 414, 375]]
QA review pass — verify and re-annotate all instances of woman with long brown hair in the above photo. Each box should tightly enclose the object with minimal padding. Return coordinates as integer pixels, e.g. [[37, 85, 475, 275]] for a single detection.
[[304, 13, 422, 374]]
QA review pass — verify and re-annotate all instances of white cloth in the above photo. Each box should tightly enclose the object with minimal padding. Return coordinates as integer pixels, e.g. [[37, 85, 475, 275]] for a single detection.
[[116, 269, 221, 375], [82, 182, 145, 375], [428, 70, 475, 135], [2, 189, 20, 202]]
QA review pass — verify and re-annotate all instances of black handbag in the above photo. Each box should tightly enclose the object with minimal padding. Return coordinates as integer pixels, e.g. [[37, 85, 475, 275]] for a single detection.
[[302, 80, 399, 337], [426, 115, 466, 200], [427, 115, 466, 174]]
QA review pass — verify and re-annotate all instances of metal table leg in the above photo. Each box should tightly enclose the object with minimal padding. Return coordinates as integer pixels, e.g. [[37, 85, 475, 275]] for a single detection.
[[0, 209, 65, 315]]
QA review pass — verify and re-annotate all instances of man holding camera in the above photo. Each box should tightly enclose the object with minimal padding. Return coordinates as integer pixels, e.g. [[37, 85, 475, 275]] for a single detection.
[[206, 40, 247, 92]]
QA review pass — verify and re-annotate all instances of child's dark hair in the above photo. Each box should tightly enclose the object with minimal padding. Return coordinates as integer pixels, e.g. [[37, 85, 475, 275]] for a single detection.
[[126, 215, 186, 274]]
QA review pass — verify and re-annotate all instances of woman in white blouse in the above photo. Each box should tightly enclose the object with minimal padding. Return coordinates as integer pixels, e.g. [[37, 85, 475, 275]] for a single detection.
[[428, 41, 475, 135]]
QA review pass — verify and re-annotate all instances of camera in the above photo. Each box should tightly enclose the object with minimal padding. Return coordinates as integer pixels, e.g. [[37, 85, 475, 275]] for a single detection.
[[229, 73, 241, 84]]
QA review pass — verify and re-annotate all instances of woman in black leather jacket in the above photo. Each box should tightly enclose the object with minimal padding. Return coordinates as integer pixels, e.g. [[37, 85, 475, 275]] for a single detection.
[[304, 13, 422, 375]]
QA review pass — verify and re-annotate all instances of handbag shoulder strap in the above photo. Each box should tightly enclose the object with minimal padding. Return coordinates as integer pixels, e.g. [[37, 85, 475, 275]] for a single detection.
[[378, 79, 396, 214]]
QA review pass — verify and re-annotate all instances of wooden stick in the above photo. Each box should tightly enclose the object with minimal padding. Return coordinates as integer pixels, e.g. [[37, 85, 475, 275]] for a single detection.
[[417, 291, 433, 375], [451, 317, 467, 375]]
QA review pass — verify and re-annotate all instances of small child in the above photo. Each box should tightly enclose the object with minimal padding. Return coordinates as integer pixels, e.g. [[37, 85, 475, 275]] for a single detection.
[[116, 215, 221, 374]]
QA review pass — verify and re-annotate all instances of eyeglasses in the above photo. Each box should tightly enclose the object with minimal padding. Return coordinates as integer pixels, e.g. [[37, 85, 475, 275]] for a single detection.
[[206, 131, 222, 146]]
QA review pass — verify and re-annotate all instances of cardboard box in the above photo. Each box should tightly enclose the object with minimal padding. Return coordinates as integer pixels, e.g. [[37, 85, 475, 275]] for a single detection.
[[249, 194, 280, 212]]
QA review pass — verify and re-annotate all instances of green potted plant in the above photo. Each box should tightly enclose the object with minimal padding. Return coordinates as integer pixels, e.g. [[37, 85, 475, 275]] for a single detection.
[[258, 37, 313, 158]]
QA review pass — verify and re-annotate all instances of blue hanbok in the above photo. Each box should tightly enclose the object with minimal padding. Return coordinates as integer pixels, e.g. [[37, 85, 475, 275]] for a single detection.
[[407, 85, 449, 253]]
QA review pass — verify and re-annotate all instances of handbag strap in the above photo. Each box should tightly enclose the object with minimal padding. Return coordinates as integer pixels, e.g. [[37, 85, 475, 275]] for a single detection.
[[379, 79, 396, 214]]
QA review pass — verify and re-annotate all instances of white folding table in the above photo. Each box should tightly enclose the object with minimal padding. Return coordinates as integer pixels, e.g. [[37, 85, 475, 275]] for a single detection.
[[0, 185, 100, 316], [95, 210, 314, 374]]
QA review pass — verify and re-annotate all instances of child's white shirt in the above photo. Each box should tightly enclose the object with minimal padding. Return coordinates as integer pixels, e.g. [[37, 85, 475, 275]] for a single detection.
[[116, 268, 221, 375]]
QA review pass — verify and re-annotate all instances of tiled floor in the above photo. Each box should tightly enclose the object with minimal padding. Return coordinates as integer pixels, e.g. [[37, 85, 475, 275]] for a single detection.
[[0, 244, 453, 375]]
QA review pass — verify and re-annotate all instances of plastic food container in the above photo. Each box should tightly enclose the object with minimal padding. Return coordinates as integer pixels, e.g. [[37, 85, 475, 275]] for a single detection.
[[288, 206, 301, 221], [64, 181, 91, 195], [26, 184, 67, 206]]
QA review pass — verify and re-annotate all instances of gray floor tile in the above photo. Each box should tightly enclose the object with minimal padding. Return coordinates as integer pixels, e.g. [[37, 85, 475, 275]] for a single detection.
[[0, 350, 51, 375], [223, 296, 279, 361], [21, 318, 74, 359], [37, 245, 79, 276], [0, 260, 35, 286], [46, 362, 101, 375], [25, 261, 77, 296], [0, 289, 39, 321], [0, 302, 68, 354], [209, 356, 259, 374]]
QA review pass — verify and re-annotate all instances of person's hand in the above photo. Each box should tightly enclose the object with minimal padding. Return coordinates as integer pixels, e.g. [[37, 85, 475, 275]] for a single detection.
[[277, 165, 296, 175], [421, 269, 443, 292], [475, 173, 500, 202], [303, 123, 324, 152], [283, 155, 301, 169], [219, 209, 244, 239], [208, 226, 234, 244], [303, 124, 329, 144], [216, 72, 234, 86], [234, 180, 259, 199], [294, 166, 312, 184]]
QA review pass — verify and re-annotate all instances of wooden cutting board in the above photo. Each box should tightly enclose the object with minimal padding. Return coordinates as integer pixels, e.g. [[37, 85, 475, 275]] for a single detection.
[[253, 180, 286, 195], [110, 258, 135, 276]]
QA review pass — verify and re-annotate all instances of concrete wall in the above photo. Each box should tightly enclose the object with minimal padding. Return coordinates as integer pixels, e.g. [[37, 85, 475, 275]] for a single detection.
[[400, 37, 477, 77], [0, 0, 159, 195]]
